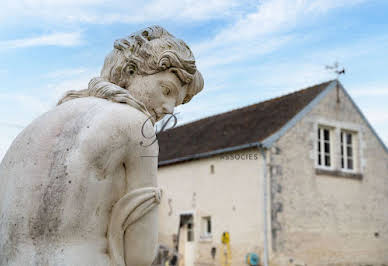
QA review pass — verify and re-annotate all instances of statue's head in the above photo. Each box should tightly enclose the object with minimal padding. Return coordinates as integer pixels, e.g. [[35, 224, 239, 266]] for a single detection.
[[100, 26, 204, 120], [58, 26, 203, 122]]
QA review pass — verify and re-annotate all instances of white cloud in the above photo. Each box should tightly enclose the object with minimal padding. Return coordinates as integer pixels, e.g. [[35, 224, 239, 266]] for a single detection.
[[0, 93, 47, 161], [44, 67, 99, 101], [192, 0, 367, 67], [0, 0, 250, 24], [0, 32, 83, 49], [43, 68, 89, 79], [0, 121, 25, 130], [361, 108, 388, 147], [0, 127, 22, 162], [350, 83, 388, 97], [196, 35, 293, 71], [0, 93, 49, 124], [0, 67, 98, 161], [363, 109, 388, 125]]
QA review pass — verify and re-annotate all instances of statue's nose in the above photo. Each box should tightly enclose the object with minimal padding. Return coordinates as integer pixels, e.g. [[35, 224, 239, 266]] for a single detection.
[[162, 104, 174, 115]]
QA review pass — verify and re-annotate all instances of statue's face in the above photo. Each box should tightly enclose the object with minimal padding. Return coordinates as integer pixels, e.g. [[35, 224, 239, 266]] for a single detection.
[[127, 70, 187, 121]]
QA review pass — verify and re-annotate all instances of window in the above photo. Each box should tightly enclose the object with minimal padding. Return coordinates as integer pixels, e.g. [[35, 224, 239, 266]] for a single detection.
[[317, 127, 332, 167], [201, 216, 212, 237], [315, 123, 361, 178], [341, 131, 355, 171], [187, 221, 194, 242]]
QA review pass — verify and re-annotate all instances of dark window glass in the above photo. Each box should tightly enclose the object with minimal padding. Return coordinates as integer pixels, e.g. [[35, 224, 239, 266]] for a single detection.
[[207, 219, 211, 233], [347, 146, 353, 157], [341, 158, 344, 168], [347, 133, 352, 145], [187, 222, 194, 242], [324, 129, 330, 141], [324, 142, 330, 153], [325, 155, 330, 166], [187, 230, 194, 242], [318, 154, 322, 165], [318, 128, 321, 139], [348, 159, 353, 170], [318, 141, 321, 152]]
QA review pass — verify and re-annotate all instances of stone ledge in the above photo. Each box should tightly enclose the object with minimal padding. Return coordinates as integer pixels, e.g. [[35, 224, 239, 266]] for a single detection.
[[315, 168, 363, 180]]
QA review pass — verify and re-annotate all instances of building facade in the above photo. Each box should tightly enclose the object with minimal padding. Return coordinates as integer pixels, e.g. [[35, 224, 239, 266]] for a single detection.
[[156, 80, 388, 266]]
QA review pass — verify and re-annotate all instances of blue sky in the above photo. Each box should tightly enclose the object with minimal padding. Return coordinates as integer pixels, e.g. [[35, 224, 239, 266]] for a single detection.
[[0, 0, 388, 159]]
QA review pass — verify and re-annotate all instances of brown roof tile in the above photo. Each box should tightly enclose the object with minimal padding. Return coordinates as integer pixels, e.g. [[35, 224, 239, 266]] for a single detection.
[[158, 80, 333, 165]]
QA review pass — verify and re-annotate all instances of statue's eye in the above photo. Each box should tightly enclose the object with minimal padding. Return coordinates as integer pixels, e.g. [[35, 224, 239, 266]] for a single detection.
[[162, 87, 171, 96]]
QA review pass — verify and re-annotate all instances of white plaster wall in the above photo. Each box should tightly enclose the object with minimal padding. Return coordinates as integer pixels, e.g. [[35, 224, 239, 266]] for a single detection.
[[270, 86, 388, 266], [157, 148, 265, 266]]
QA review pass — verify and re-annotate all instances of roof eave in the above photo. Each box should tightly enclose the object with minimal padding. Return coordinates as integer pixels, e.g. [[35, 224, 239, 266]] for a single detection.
[[158, 142, 262, 167], [261, 80, 337, 148]]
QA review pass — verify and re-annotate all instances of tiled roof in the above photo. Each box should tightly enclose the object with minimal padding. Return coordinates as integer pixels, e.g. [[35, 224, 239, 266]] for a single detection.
[[158, 80, 333, 165]]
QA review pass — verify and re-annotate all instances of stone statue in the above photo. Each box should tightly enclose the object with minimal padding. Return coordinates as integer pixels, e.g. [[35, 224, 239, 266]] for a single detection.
[[0, 26, 203, 266]]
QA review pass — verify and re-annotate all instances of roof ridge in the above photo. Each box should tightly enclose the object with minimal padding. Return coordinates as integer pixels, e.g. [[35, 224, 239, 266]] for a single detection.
[[168, 79, 335, 130]]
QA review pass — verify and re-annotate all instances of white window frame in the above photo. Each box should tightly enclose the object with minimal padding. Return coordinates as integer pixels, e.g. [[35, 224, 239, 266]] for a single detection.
[[201, 216, 212, 238], [317, 125, 333, 169], [340, 130, 357, 172]]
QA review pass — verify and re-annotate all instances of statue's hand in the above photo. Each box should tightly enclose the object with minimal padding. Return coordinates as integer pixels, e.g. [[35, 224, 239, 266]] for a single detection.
[[108, 187, 162, 266]]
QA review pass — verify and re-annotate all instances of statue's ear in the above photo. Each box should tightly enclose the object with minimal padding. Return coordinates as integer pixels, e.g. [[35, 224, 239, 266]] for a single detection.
[[124, 62, 137, 76], [118, 62, 137, 88]]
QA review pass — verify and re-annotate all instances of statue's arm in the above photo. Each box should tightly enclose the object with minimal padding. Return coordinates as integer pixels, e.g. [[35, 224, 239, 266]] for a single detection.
[[100, 109, 160, 266]]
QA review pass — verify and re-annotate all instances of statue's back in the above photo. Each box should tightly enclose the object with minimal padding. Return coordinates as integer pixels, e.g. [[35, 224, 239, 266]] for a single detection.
[[0, 98, 123, 266]]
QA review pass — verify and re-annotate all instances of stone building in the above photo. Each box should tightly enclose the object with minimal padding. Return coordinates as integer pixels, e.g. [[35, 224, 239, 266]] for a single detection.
[[156, 80, 388, 266]]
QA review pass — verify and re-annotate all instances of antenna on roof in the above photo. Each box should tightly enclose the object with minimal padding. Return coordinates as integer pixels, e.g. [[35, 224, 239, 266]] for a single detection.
[[325, 61, 345, 103]]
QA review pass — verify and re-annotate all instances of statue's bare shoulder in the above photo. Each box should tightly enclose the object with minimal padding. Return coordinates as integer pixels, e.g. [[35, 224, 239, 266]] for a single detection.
[[79, 97, 155, 147], [57, 96, 158, 172]]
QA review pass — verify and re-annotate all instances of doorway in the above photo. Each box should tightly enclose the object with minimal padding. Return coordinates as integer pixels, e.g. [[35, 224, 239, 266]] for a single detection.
[[178, 213, 195, 266]]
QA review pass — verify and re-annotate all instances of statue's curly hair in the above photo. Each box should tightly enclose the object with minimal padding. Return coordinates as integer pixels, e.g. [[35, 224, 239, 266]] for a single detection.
[[58, 26, 203, 108]]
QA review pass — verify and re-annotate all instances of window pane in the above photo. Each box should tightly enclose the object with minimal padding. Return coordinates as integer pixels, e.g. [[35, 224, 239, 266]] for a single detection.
[[324, 129, 330, 141], [325, 155, 330, 166], [348, 159, 353, 170], [187, 230, 194, 242], [341, 132, 343, 143], [347, 133, 352, 144], [341, 158, 344, 168], [317, 128, 321, 166], [207, 219, 211, 233], [347, 146, 353, 157], [341, 145, 344, 156], [324, 142, 330, 153]]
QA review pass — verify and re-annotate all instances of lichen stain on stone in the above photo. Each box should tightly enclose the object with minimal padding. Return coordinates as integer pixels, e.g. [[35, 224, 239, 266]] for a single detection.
[[0, 217, 22, 265], [28, 116, 84, 260]]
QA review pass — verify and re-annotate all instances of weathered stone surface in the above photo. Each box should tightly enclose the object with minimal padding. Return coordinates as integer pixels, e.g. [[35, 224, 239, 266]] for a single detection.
[[0, 26, 203, 266]]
